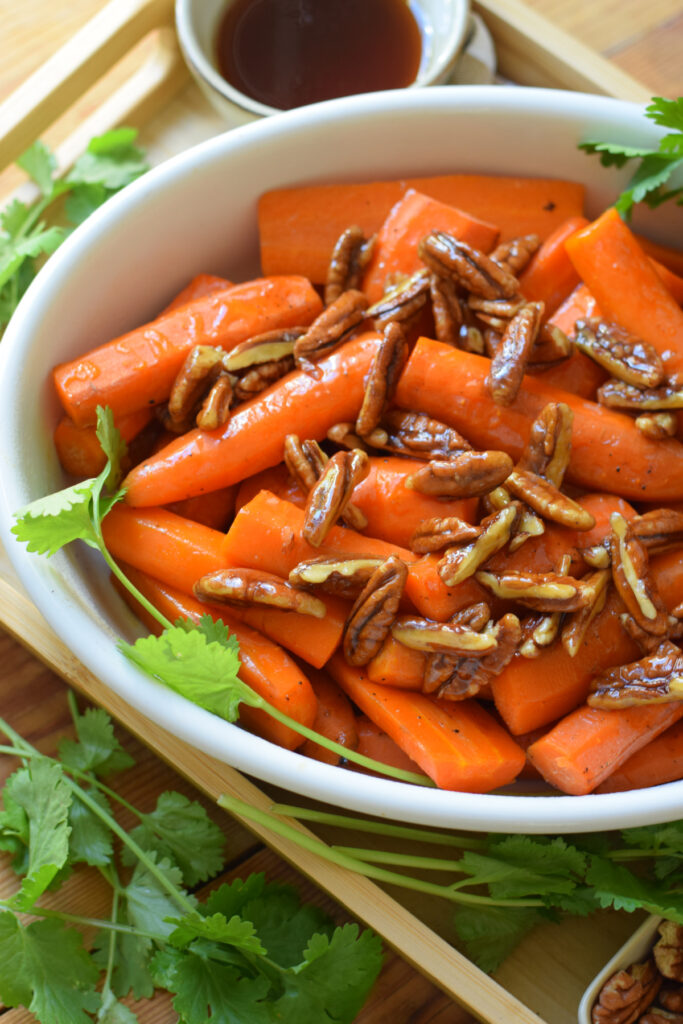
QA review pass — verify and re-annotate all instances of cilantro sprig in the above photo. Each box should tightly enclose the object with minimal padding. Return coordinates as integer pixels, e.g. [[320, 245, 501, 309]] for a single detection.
[[0, 701, 382, 1023], [0, 129, 148, 337], [580, 96, 683, 219]]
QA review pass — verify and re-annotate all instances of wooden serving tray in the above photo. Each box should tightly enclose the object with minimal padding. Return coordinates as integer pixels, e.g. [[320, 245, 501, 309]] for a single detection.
[[0, 2, 660, 1021]]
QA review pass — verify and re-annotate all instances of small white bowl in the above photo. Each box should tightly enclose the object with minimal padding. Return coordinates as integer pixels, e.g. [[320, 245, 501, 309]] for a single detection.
[[578, 915, 661, 1024], [175, 0, 471, 125]]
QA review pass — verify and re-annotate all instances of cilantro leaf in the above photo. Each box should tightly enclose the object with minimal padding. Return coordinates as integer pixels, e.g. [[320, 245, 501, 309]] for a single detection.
[[586, 854, 683, 921], [68, 788, 114, 868], [235, 881, 333, 968], [456, 836, 584, 900], [68, 130, 147, 191], [167, 911, 266, 956], [453, 905, 543, 974], [158, 947, 272, 1024], [58, 706, 134, 777], [0, 786, 29, 873], [96, 989, 140, 1024], [91, 927, 156, 1001], [0, 225, 65, 289], [646, 97, 683, 133], [16, 139, 57, 196], [122, 855, 194, 940]]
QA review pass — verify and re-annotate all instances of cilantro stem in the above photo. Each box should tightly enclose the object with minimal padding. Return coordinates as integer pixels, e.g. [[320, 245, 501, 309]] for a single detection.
[[0, 899, 163, 941], [101, 886, 120, 1002], [331, 846, 475, 873]]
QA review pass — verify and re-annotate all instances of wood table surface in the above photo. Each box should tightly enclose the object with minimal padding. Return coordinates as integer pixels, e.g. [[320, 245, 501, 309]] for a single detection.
[[0, 3, 682, 1023]]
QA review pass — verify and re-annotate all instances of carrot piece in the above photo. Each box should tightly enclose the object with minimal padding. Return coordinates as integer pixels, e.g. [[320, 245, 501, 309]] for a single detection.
[[112, 565, 316, 749], [518, 215, 589, 316], [636, 233, 683, 278], [54, 408, 152, 478], [159, 273, 232, 314], [123, 332, 379, 507], [362, 189, 499, 302], [101, 503, 345, 667], [532, 283, 607, 399], [236, 464, 303, 512], [300, 669, 359, 765], [258, 174, 585, 282], [527, 702, 683, 796], [565, 207, 683, 374], [351, 715, 421, 775], [54, 275, 323, 427], [650, 257, 683, 305], [395, 337, 683, 502], [327, 654, 525, 792], [366, 637, 425, 689], [548, 282, 601, 333], [595, 720, 683, 793], [166, 486, 238, 531]]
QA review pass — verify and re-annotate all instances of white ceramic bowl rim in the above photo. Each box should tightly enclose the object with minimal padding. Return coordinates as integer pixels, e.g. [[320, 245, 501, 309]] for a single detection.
[[1, 86, 681, 835]]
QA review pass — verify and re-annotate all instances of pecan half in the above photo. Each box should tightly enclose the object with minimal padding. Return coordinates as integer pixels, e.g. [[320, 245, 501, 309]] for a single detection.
[[476, 569, 587, 612], [655, 923, 683, 983], [303, 450, 370, 547], [574, 318, 665, 388], [588, 639, 683, 708], [519, 554, 573, 658], [561, 569, 610, 657], [194, 568, 326, 617], [391, 615, 498, 654], [592, 960, 662, 1024], [325, 225, 375, 306], [490, 233, 540, 274], [367, 268, 430, 327], [636, 411, 678, 439], [406, 450, 513, 499], [422, 602, 492, 694], [429, 613, 522, 700], [438, 505, 518, 586], [372, 409, 472, 459], [166, 345, 229, 432], [343, 555, 408, 666], [517, 402, 573, 487], [487, 301, 544, 406], [223, 327, 304, 372], [528, 322, 572, 366], [429, 272, 464, 344], [289, 556, 384, 600], [284, 435, 366, 531], [506, 467, 596, 531], [632, 508, 683, 554], [410, 516, 481, 554], [196, 373, 234, 431], [233, 357, 295, 401], [459, 324, 486, 354], [580, 543, 612, 570], [609, 512, 669, 636], [640, 1010, 683, 1023], [294, 290, 368, 373], [326, 422, 370, 451], [468, 294, 526, 331], [355, 322, 409, 437], [597, 379, 683, 411], [484, 485, 545, 552], [418, 233, 519, 299]]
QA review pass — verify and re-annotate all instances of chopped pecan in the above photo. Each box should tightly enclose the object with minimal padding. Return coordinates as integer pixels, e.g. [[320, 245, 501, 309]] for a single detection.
[[591, 960, 661, 1024], [326, 422, 371, 451], [422, 603, 492, 694], [194, 568, 326, 617], [406, 450, 513, 499], [233, 357, 295, 401], [528, 322, 572, 366], [438, 505, 519, 586], [373, 409, 472, 459], [325, 225, 376, 305], [355, 322, 409, 437], [476, 569, 587, 612], [561, 569, 610, 657], [632, 509, 683, 554], [343, 556, 408, 666], [588, 638, 683, 708], [429, 272, 464, 344], [655, 923, 683, 984], [303, 450, 370, 547], [506, 467, 596, 531], [609, 512, 669, 636], [574, 318, 665, 388], [289, 556, 384, 600], [490, 233, 540, 274], [597, 379, 683, 411], [223, 327, 304, 372], [636, 411, 677, 439], [166, 345, 229, 432], [429, 613, 521, 700], [487, 301, 544, 406], [517, 402, 573, 488], [294, 290, 368, 373], [367, 269, 430, 327], [392, 615, 498, 655], [418, 233, 519, 299], [410, 516, 481, 554]]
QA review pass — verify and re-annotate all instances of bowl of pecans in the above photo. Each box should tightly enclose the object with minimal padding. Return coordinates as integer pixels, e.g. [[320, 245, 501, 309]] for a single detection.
[[1, 86, 683, 833]]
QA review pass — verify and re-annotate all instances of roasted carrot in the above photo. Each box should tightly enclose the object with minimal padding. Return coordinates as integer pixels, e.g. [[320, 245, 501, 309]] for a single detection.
[[636, 233, 683, 278], [166, 485, 238, 531], [651, 258, 683, 306], [362, 189, 499, 302], [351, 715, 421, 775], [101, 503, 345, 667], [366, 637, 425, 689], [548, 282, 601, 333], [159, 273, 232, 314], [112, 565, 317, 749], [518, 215, 589, 316], [123, 332, 379, 507], [258, 174, 586, 282], [327, 654, 525, 792], [565, 207, 683, 374], [236, 464, 303, 512], [54, 275, 323, 427], [395, 337, 683, 502], [54, 408, 152, 478], [300, 669, 359, 765], [595, 720, 683, 793], [527, 702, 683, 796], [530, 283, 608, 399]]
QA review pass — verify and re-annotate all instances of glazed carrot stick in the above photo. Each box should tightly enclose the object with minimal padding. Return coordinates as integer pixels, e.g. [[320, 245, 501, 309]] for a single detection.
[[166, 485, 238, 531], [54, 275, 323, 427], [159, 273, 232, 314], [300, 669, 359, 765], [236, 464, 303, 512], [595, 720, 683, 793], [366, 637, 425, 689], [548, 282, 601, 334], [651, 258, 683, 306], [527, 702, 683, 796], [395, 337, 683, 502], [112, 565, 317, 749], [518, 215, 589, 316], [327, 654, 525, 792], [362, 189, 499, 302], [351, 715, 421, 775], [529, 283, 608, 399], [54, 408, 153, 478], [636, 233, 683, 278], [101, 503, 346, 667], [258, 174, 585, 281], [123, 332, 379, 507], [565, 207, 683, 374]]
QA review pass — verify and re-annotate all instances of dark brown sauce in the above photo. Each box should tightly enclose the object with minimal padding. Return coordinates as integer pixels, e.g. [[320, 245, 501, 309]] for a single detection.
[[215, 0, 423, 111]]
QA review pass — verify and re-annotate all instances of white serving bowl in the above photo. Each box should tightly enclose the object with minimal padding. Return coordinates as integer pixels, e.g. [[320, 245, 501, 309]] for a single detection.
[[1, 87, 682, 834]]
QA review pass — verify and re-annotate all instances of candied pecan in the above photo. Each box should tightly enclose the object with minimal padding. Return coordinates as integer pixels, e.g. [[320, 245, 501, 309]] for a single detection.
[[294, 290, 368, 373], [438, 505, 519, 586], [636, 411, 677, 440], [367, 269, 430, 327], [343, 556, 408, 666], [528, 322, 572, 366], [506, 467, 596, 531], [223, 327, 304, 372], [233, 357, 294, 401], [458, 324, 486, 354], [422, 603, 492, 694], [374, 409, 472, 459], [619, 612, 668, 655], [640, 1010, 683, 1023], [326, 422, 371, 451], [580, 543, 612, 569], [392, 615, 498, 655], [431, 613, 521, 700], [655, 923, 683, 983], [468, 294, 526, 331], [429, 272, 464, 345], [561, 569, 610, 657], [487, 301, 544, 406], [519, 554, 573, 658], [574, 318, 665, 388], [289, 556, 384, 600], [355, 322, 409, 437], [194, 568, 326, 617], [591, 960, 661, 1024], [196, 373, 234, 431], [418, 233, 519, 299], [588, 639, 683, 708], [660, 984, 683, 1012], [632, 509, 683, 554], [484, 485, 545, 552], [166, 345, 228, 432], [325, 225, 375, 305], [609, 512, 669, 636], [597, 379, 683, 411], [476, 569, 587, 612], [303, 450, 370, 547], [517, 401, 573, 488], [490, 233, 540, 274], [410, 516, 481, 554], [406, 450, 513, 499], [284, 436, 366, 531]]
